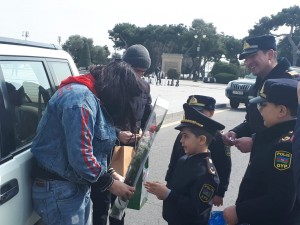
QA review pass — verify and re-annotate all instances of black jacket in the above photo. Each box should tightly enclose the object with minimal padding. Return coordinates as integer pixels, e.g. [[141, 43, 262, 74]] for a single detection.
[[236, 120, 298, 225], [115, 78, 152, 146], [165, 132, 231, 197], [163, 152, 219, 225], [232, 57, 294, 137]]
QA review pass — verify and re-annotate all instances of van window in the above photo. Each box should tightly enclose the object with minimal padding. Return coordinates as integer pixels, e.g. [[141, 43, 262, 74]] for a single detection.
[[0, 61, 51, 158], [48, 61, 73, 87]]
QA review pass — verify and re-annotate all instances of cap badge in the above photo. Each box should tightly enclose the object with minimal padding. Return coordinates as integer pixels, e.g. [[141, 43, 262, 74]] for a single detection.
[[243, 41, 251, 50], [189, 96, 198, 105], [259, 83, 267, 98], [188, 96, 205, 107]]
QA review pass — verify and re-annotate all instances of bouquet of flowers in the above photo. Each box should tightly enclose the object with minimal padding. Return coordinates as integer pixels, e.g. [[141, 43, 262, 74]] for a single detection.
[[110, 97, 169, 220]]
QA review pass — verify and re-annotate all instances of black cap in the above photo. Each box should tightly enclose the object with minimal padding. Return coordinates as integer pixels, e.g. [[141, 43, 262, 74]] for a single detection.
[[122, 44, 151, 69], [175, 103, 225, 136], [250, 78, 298, 111], [239, 35, 276, 60], [187, 95, 216, 111]]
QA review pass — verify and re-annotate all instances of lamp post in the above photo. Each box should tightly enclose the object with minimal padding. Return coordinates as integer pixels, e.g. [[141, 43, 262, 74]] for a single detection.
[[193, 34, 206, 81], [22, 31, 29, 40]]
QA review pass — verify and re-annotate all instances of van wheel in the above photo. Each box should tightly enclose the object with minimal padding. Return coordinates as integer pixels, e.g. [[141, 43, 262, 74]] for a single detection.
[[230, 99, 239, 108]]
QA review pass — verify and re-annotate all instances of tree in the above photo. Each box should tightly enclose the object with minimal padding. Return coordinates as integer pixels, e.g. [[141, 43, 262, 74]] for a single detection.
[[91, 45, 110, 65], [78, 42, 91, 68], [249, 5, 300, 66], [63, 35, 110, 67], [62, 35, 85, 65]]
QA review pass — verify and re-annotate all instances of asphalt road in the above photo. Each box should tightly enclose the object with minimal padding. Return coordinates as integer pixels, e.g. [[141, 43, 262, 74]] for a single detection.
[[149, 79, 230, 116], [124, 106, 250, 225]]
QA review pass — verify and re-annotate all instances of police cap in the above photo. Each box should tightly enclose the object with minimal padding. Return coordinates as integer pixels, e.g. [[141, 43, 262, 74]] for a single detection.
[[175, 103, 225, 136], [250, 78, 298, 111], [239, 35, 276, 60], [187, 95, 216, 111]]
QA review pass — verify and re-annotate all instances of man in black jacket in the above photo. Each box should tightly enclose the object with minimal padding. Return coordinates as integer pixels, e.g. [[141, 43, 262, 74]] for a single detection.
[[223, 34, 298, 153], [91, 44, 152, 225]]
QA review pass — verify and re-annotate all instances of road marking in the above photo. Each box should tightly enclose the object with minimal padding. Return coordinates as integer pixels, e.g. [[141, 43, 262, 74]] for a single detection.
[[161, 109, 229, 129]]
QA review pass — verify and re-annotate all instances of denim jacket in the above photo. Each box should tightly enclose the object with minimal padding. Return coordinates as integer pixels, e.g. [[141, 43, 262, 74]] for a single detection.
[[31, 79, 116, 184]]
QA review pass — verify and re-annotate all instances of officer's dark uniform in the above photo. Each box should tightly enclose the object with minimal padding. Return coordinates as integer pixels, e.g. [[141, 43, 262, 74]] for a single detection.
[[163, 103, 225, 225], [232, 35, 298, 137], [165, 96, 231, 199], [235, 79, 300, 225]]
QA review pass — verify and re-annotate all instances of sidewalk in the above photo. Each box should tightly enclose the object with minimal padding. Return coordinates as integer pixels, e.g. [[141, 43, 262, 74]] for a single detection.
[[150, 79, 229, 119]]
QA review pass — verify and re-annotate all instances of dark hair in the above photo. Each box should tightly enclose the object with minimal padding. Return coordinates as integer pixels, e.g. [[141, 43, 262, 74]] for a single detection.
[[91, 61, 142, 131], [187, 127, 214, 145]]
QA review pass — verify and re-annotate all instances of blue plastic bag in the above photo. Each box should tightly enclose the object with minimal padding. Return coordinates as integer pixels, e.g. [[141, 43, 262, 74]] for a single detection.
[[208, 211, 227, 225]]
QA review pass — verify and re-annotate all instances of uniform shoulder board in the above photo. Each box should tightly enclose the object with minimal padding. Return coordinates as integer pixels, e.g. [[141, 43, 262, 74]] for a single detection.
[[278, 130, 294, 143], [205, 157, 216, 175], [286, 70, 299, 77]]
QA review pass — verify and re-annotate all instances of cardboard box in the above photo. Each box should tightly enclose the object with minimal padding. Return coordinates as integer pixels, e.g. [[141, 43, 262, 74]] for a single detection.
[[110, 146, 135, 176]]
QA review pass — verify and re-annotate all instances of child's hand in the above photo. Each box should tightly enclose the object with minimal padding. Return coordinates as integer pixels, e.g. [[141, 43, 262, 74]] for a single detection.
[[223, 205, 238, 225], [144, 181, 169, 200], [212, 195, 223, 206]]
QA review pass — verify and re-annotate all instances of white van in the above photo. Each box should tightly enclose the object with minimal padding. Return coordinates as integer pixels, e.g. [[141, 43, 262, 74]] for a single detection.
[[0, 37, 79, 225]]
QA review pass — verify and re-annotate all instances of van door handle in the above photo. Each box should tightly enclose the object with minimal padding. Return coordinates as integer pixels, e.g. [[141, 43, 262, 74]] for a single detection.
[[0, 179, 19, 205]]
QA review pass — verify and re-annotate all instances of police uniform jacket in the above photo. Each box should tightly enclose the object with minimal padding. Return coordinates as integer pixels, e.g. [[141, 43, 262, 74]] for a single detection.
[[235, 119, 297, 225], [232, 57, 295, 137], [163, 152, 219, 225], [293, 105, 300, 204], [165, 132, 231, 197]]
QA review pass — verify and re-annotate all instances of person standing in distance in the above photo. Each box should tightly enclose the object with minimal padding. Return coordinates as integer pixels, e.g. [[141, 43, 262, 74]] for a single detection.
[[31, 61, 141, 225], [223, 34, 298, 153], [91, 44, 153, 225]]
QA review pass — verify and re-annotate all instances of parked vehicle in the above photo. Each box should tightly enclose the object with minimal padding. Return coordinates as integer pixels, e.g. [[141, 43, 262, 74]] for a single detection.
[[225, 67, 300, 109], [225, 73, 256, 108], [0, 37, 79, 225]]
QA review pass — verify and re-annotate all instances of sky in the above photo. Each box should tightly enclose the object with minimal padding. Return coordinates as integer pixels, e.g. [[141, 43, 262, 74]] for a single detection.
[[1, 0, 299, 53]]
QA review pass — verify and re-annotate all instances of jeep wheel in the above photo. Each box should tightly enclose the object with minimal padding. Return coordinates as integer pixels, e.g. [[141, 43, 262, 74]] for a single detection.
[[230, 99, 239, 108]]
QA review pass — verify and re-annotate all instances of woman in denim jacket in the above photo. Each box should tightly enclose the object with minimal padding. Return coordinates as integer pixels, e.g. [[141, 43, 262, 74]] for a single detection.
[[31, 61, 142, 225]]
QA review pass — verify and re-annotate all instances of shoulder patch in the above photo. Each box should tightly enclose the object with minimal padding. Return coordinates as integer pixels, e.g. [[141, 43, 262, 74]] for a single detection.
[[206, 157, 216, 175], [199, 184, 215, 202], [274, 151, 292, 171], [278, 131, 293, 143]]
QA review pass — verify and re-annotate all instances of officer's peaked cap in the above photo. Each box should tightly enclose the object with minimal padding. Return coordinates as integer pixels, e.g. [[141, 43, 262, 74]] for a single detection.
[[239, 35, 276, 60], [250, 78, 298, 111], [187, 95, 216, 111], [175, 103, 225, 136]]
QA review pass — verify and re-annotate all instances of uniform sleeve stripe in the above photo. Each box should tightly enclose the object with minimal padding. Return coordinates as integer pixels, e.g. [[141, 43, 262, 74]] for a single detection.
[[81, 108, 101, 176]]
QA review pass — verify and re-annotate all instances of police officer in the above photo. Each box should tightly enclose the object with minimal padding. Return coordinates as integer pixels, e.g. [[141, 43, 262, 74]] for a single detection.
[[145, 103, 225, 225], [165, 95, 231, 207], [224, 79, 300, 225], [223, 35, 299, 153]]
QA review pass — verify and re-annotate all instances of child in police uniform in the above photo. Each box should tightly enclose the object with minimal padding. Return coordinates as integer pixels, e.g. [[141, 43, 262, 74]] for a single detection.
[[165, 95, 231, 207], [145, 103, 225, 225], [224, 78, 300, 225]]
